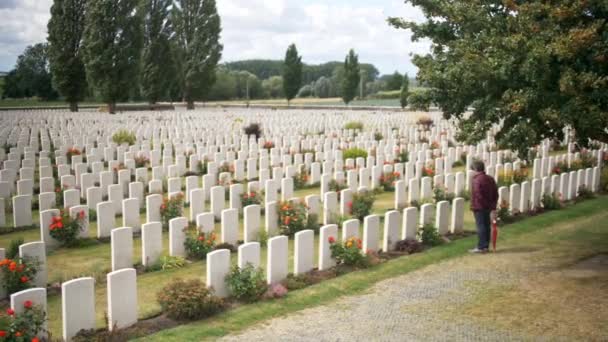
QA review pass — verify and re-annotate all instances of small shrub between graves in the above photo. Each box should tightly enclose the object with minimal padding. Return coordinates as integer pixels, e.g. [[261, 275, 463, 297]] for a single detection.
[[264, 283, 288, 299], [147, 256, 186, 272], [0, 301, 46, 341], [6, 238, 24, 259], [241, 191, 262, 208], [112, 130, 136, 146], [277, 201, 308, 236], [601, 167, 608, 193], [263, 141, 275, 150], [395, 150, 409, 163], [342, 147, 368, 160], [422, 165, 435, 177], [374, 132, 384, 141], [293, 171, 310, 189], [88, 209, 97, 221], [541, 193, 562, 211], [394, 239, 423, 254], [0, 257, 38, 295], [214, 243, 237, 253], [157, 279, 224, 320], [576, 185, 595, 201], [49, 210, 86, 247], [160, 193, 184, 231], [183, 225, 217, 260], [225, 264, 267, 303], [433, 186, 455, 203], [379, 172, 400, 192], [512, 168, 528, 183], [134, 156, 150, 168], [328, 236, 370, 268], [328, 180, 347, 195], [344, 121, 364, 130], [496, 200, 517, 225], [282, 274, 311, 291], [418, 224, 443, 247], [66, 147, 81, 160], [350, 191, 375, 221], [243, 123, 262, 139]]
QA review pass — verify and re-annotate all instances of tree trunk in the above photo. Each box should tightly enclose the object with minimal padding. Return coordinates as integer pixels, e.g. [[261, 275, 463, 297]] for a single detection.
[[108, 102, 116, 114], [69, 101, 78, 112]]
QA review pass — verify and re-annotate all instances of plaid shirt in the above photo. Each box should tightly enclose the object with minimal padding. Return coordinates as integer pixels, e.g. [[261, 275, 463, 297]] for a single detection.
[[471, 172, 499, 211]]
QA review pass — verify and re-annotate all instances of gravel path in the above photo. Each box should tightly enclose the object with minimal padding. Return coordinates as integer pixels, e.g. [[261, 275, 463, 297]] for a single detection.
[[220, 247, 565, 342]]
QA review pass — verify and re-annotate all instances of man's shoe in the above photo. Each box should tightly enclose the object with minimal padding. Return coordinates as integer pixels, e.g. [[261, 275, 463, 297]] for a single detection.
[[469, 248, 488, 254]]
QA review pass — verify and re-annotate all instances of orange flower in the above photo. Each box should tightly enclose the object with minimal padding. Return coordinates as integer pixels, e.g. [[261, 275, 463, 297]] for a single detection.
[[0, 258, 9, 266], [198, 236, 204, 242], [15, 331, 22, 337], [8, 262, 17, 271]]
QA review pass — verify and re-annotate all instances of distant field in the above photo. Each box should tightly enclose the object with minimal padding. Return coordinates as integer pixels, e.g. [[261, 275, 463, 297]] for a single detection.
[[208, 97, 403, 108], [0, 99, 102, 108]]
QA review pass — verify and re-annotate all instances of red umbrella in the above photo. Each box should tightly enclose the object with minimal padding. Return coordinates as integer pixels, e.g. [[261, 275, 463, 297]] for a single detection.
[[491, 219, 499, 252]]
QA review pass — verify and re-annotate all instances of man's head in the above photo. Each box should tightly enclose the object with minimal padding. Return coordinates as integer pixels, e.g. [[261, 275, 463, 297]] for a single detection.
[[472, 159, 485, 173]]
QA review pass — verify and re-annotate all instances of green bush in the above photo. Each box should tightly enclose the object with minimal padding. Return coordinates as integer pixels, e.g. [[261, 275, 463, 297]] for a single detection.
[[244, 123, 263, 139], [282, 274, 311, 291], [351, 191, 376, 221], [576, 185, 595, 201], [370, 90, 401, 99], [409, 90, 433, 112], [418, 224, 443, 246], [329, 236, 369, 268], [541, 193, 561, 210], [111, 130, 136, 146], [374, 132, 384, 141], [342, 147, 368, 160], [147, 256, 186, 272], [344, 121, 364, 130], [225, 264, 267, 303], [601, 166, 608, 193], [7, 237, 24, 259], [157, 279, 223, 320]]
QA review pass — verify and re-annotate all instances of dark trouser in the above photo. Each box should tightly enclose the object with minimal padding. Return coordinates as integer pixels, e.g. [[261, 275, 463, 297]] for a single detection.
[[473, 210, 491, 250]]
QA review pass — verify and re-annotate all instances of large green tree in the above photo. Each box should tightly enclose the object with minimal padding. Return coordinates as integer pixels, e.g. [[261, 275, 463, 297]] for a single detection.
[[386, 71, 404, 91], [3, 44, 58, 101], [141, 0, 173, 105], [173, 0, 223, 110], [342, 49, 360, 105], [283, 44, 303, 105], [390, 0, 608, 157], [82, 0, 142, 113], [47, 0, 88, 112]]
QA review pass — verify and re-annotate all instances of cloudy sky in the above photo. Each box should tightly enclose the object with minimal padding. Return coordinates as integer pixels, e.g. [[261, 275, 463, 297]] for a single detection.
[[0, 0, 429, 76]]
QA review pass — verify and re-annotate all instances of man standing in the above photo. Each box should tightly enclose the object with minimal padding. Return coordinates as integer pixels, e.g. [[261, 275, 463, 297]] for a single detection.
[[470, 160, 499, 253]]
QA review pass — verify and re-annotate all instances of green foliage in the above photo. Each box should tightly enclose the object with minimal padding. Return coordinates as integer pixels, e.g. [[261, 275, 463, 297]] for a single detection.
[[385, 71, 404, 91], [379, 172, 399, 192], [112, 130, 136, 146], [374, 132, 384, 141], [418, 224, 443, 247], [350, 191, 375, 221], [2, 44, 58, 101], [48, 210, 86, 247], [282, 274, 311, 291], [400, 74, 410, 109], [0, 302, 46, 341], [160, 194, 184, 231], [408, 89, 432, 111], [329, 236, 369, 268], [184, 227, 217, 260], [47, 0, 87, 111], [296, 84, 314, 98], [82, 0, 143, 113], [140, 0, 174, 104], [241, 191, 262, 208], [344, 121, 364, 130], [257, 230, 269, 248], [342, 49, 360, 105], [225, 264, 267, 303], [6, 238, 24, 259], [601, 167, 608, 193], [172, 0, 223, 109], [496, 201, 516, 225], [283, 44, 303, 103], [277, 201, 309, 236], [390, 1, 608, 156], [313, 76, 333, 98], [370, 90, 400, 99], [541, 193, 562, 211], [395, 239, 423, 254], [433, 186, 455, 204], [342, 147, 367, 160], [576, 185, 595, 201], [0, 257, 39, 295], [261, 76, 284, 98], [147, 256, 187, 272], [396, 150, 409, 163], [157, 279, 224, 320]]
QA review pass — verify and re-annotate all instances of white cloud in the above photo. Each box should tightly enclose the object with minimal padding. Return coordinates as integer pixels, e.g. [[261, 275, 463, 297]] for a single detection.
[[0, 0, 430, 76]]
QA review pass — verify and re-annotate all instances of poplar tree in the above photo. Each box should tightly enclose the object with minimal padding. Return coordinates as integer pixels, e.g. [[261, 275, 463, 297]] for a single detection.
[[82, 0, 142, 113], [342, 49, 360, 105], [400, 73, 410, 109], [141, 0, 173, 105], [173, 0, 223, 110], [282, 44, 302, 105], [47, 0, 88, 112]]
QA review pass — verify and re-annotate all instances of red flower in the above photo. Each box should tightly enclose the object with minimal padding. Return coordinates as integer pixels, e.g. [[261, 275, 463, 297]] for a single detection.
[[6, 308, 14, 316], [328, 236, 336, 244], [79, 210, 86, 219], [14, 332, 22, 337], [198, 236, 204, 242], [160, 204, 167, 210], [32, 337, 40, 342], [20, 276, 28, 283], [8, 262, 16, 271], [0, 330, 5, 337], [24, 300, 33, 309]]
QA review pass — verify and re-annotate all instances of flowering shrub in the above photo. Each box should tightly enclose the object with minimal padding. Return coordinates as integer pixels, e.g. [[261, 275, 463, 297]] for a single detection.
[[49, 210, 86, 247], [157, 279, 224, 320], [496, 200, 517, 225], [329, 236, 369, 268], [263, 141, 275, 150], [512, 168, 528, 183], [379, 172, 400, 192], [134, 156, 150, 168], [225, 264, 267, 303], [293, 171, 310, 189], [433, 186, 455, 203], [551, 161, 569, 175], [430, 141, 440, 149], [579, 151, 597, 168], [241, 191, 262, 208], [0, 258, 38, 295], [328, 180, 347, 195], [160, 194, 184, 231], [422, 165, 435, 177], [264, 283, 288, 299], [183, 226, 217, 260], [350, 191, 375, 221], [496, 170, 514, 187], [0, 301, 46, 341], [66, 147, 81, 159], [395, 150, 409, 163], [576, 185, 595, 201], [277, 201, 308, 236]]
